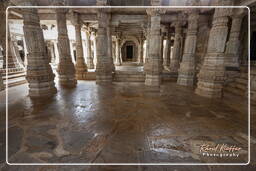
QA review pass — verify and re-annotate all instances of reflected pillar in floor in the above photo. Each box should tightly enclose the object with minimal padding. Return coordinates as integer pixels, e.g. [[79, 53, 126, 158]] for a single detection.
[[177, 9, 199, 86], [145, 9, 164, 87], [96, 10, 113, 83], [196, 0, 233, 98], [56, 8, 77, 87], [22, 6, 57, 97], [72, 13, 87, 80]]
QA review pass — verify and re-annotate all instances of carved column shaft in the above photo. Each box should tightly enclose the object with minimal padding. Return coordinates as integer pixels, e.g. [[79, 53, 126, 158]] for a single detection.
[[96, 11, 112, 83], [74, 22, 87, 79], [115, 38, 121, 65], [195, 4, 232, 98], [139, 37, 144, 64], [169, 22, 182, 73], [145, 10, 163, 87], [163, 32, 171, 68], [107, 23, 115, 71], [177, 10, 199, 86], [85, 30, 94, 69], [56, 9, 76, 87], [22, 8, 56, 97], [225, 15, 243, 68]]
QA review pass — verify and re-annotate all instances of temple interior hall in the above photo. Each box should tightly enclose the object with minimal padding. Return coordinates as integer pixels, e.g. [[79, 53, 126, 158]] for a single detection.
[[0, 0, 256, 170]]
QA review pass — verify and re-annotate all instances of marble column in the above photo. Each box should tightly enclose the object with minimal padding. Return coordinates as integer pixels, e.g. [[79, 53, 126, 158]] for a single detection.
[[177, 10, 199, 86], [73, 15, 87, 80], [85, 30, 94, 69], [92, 32, 97, 66], [22, 7, 57, 97], [163, 30, 171, 68], [169, 21, 182, 73], [138, 36, 144, 65], [96, 10, 112, 83], [115, 37, 121, 65], [145, 9, 163, 87], [56, 9, 76, 87], [0, 74, 3, 90], [195, 1, 233, 98], [107, 24, 115, 71], [225, 14, 243, 68]]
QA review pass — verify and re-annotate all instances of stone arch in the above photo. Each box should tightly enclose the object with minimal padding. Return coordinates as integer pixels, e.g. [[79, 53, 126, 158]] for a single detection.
[[120, 36, 140, 62]]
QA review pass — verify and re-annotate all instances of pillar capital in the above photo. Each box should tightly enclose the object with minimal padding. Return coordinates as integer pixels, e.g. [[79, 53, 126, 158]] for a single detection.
[[146, 8, 166, 16]]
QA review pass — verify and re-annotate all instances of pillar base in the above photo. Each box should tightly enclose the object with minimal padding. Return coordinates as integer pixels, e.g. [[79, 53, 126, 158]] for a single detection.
[[28, 82, 57, 98], [177, 76, 194, 86], [58, 76, 77, 87], [96, 74, 112, 84], [195, 82, 223, 98], [145, 74, 161, 87], [76, 73, 87, 80], [87, 58, 95, 69]]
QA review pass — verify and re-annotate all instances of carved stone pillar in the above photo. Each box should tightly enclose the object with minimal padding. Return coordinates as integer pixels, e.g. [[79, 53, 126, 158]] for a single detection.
[[225, 13, 243, 68], [145, 9, 163, 87], [0, 75, 3, 91], [107, 23, 115, 71], [85, 30, 94, 69], [96, 10, 112, 83], [169, 21, 182, 73], [92, 32, 97, 66], [163, 30, 171, 68], [144, 20, 151, 70], [56, 9, 76, 87], [195, 1, 233, 98], [115, 37, 121, 65], [138, 35, 144, 65], [177, 10, 199, 86], [73, 13, 87, 80], [22, 7, 57, 97]]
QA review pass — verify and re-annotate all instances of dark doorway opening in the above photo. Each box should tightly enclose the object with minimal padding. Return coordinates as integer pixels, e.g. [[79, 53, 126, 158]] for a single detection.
[[126, 45, 133, 59], [251, 31, 256, 61]]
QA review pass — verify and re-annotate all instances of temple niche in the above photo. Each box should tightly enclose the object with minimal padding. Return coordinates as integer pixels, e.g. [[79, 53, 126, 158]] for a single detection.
[[0, 0, 256, 168]]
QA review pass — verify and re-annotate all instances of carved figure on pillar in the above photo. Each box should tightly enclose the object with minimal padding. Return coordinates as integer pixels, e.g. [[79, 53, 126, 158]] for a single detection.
[[85, 28, 95, 69]]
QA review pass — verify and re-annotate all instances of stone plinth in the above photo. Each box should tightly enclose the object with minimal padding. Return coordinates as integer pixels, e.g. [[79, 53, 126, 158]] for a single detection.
[[56, 9, 77, 87]]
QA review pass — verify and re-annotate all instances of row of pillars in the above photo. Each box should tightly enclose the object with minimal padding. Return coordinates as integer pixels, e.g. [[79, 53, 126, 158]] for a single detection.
[[0, 0, 244, 99]]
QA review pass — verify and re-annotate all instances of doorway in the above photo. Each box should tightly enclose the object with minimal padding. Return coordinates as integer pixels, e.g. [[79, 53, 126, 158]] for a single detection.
[[126, 45, 133, 60]]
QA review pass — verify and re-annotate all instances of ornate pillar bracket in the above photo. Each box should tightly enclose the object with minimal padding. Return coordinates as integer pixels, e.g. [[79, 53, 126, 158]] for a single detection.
[[71, 12, 87, 80], [55, 6, 76, 87], [177, 9, 199, 86]]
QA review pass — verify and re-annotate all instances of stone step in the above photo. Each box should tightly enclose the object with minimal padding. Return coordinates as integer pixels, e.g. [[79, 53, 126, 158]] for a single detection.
[[224, 86, 246, 97], [114, 72, 145, 82], [235, 77, 248, 85], [3, 76, 27, 87], [3, 72, 26, 80]]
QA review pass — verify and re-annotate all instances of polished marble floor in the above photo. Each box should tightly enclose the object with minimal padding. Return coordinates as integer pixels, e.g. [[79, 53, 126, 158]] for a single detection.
[[0, 79, 255, 170]]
